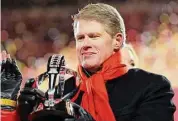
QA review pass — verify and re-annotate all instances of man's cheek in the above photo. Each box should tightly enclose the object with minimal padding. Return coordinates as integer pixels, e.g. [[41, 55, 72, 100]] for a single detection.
[[77, 53, 83, 64], [76, 48, 80, 56]]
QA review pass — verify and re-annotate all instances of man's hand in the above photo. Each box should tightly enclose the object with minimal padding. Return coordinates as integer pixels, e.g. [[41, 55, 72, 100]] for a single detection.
[[65, 100, 95, 121], [0, 51, 22, 110], [18, 77, 46, 121]]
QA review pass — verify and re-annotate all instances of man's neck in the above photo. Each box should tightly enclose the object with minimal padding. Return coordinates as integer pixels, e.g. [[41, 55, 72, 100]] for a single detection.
[[82, 66, 102, 77]]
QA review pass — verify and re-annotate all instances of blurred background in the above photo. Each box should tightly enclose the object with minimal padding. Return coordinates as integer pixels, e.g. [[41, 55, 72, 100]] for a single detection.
[[1, 0, 178, 119]]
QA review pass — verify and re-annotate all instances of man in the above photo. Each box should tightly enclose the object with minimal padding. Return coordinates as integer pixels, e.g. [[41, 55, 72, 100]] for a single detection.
[[0, 3, 176, 121], [70, 3, 175, 121]]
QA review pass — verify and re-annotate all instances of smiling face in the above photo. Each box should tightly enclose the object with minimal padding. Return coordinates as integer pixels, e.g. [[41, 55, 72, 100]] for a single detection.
[[74, 20, 117, 72]]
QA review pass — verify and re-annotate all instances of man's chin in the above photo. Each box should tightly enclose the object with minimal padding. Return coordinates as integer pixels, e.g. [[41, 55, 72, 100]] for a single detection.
[[82, 64, 94, 70], [82, 63, 101, 72]]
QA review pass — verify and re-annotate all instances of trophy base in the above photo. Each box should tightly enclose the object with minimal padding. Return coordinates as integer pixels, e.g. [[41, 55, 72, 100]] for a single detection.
[[31, 110, 74, 121]]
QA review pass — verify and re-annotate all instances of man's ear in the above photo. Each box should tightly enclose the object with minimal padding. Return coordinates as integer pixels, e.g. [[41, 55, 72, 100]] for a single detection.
[[113, 33, 123, 51]]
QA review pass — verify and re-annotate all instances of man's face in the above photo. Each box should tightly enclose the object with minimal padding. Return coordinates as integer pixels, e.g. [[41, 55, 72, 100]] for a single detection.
[[74, 20, 115, 72]]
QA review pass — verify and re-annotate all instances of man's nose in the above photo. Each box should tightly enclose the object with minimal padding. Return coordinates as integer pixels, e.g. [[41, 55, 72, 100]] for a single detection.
[[82, 36, 92, 50]]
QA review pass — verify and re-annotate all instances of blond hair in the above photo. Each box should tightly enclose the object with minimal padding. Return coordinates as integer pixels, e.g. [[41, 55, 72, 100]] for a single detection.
[[72, 3, 126, 41], [122, 43, 139, 68]]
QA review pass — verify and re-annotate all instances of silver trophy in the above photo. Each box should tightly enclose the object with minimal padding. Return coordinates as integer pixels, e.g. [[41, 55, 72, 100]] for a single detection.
[[26, 54, 92, 121], [45, 54, 66, 109]]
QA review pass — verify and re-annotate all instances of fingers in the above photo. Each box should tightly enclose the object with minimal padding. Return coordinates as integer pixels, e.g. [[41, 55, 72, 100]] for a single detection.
[[0, 51, 22, 80], [66, 100, 75, 116], [20, 88, 45, 98], [1, 51, 7, 70], [19, 94, 36, 102], [0, 50, 11, 62], [7, 54, 11, 61], [7, 53, 11, 59], [24, 78, 36, 88], [1, 50, 7, 62]]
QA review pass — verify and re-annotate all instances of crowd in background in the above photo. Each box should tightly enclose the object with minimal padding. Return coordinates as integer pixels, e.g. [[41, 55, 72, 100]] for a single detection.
[[1, 1, 178, 87], [1, 0, 178, 120]]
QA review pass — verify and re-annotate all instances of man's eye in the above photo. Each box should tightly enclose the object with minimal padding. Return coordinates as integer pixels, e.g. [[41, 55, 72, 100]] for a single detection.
[[77, 36, 84, 40], [89, 34, 99, 38]]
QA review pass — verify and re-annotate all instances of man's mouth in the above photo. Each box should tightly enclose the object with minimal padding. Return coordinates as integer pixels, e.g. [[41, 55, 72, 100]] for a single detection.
[[82, 52, 96, 56]]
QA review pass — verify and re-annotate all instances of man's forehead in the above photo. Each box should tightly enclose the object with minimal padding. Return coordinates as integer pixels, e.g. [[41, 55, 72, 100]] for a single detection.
[[74, 20, 105, 35]]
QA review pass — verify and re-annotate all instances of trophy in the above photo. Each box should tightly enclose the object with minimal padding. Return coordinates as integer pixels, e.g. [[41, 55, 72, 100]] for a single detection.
[[31, 54, 76, 121], [22, 54, 93, 121], [45, 54, 65, 109]]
